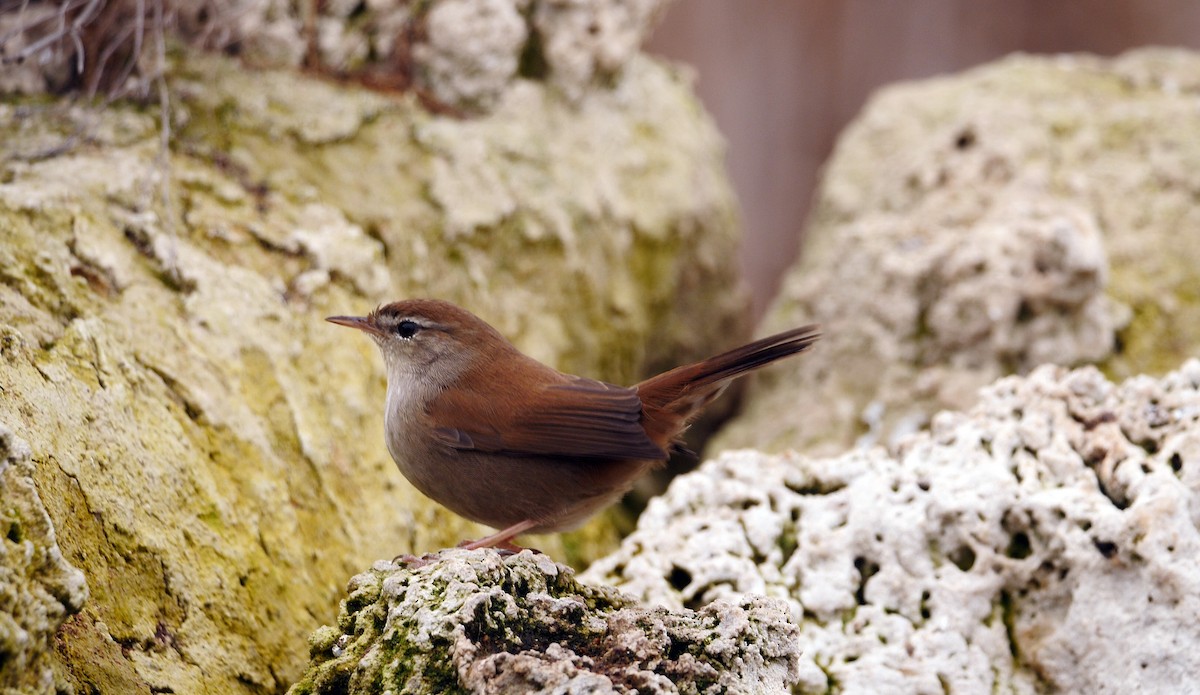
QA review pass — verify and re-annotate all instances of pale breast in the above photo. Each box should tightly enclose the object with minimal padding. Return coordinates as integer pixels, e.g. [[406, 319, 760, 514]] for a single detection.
[[382, 373, 442, 491]]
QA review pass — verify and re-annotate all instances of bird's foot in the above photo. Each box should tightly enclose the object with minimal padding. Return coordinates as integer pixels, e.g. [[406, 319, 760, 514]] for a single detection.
[[392, 552, 438, 568], [457, 518, 541, 553], [456, 538, 541, 556]]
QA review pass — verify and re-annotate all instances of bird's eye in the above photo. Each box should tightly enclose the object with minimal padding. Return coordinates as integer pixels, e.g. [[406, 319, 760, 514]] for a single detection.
[[396, 320, 420, 339]]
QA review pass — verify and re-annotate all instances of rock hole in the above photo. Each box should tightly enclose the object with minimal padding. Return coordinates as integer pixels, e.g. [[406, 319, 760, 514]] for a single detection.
[[667, 566, 692, 592], [1016, 300, 1034, 323], [949, 545, 976, 572], [853, 556, 880, 605], [518, 30, 549, 79], [666, 636, 691, 661], [1093, 540, 1118, 558], [1006, 532, 1032, 560], [683, 593, 706, 612], [778, 531, 798, 564]]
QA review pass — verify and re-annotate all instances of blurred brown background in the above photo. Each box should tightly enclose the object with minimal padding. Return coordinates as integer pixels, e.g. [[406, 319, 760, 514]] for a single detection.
[[648, 0, 1200, 316]]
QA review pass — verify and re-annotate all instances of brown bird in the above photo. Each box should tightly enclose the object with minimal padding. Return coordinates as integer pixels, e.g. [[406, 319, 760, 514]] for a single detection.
[[328, 299, 819, 551]]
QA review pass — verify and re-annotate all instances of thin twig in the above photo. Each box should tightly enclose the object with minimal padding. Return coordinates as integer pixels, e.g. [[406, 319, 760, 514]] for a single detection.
[[85, 20, 134, 97], [2, 0, 106, 65], [0, 0, 35, 51]]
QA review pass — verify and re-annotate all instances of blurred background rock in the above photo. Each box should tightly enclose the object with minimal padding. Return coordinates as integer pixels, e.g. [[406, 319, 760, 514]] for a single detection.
[[649, 0, 1200, 315]]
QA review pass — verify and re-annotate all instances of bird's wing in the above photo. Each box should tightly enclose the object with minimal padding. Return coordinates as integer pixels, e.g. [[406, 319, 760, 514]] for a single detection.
[[426, 374, 667, 462]]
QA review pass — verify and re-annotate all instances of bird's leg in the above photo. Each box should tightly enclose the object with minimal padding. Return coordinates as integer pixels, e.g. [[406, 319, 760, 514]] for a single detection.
[[392, 552, 439, 568], [460, 518, 540, 552]]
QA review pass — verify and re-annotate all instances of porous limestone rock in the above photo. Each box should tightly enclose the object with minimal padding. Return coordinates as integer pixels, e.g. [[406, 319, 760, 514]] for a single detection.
[[0, 44, 744, 694], [288, 549, 801, 694], [587, 360, 1200, 693], [3, 0, 674, 111], [530, 0, 669, 103], [717, 48, 1200, 455], [0, 426, 89, 695], [413, 0, 529, 109]]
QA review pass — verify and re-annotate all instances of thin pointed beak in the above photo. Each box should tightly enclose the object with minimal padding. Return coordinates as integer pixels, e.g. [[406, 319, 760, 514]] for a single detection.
[[326, 315, 385, 337]]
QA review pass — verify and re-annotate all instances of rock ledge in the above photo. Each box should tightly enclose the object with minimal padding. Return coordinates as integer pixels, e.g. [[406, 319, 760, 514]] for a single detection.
[[289, 549, 801, 694]]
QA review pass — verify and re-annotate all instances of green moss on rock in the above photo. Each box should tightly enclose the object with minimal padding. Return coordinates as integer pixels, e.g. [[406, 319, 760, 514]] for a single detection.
[[288, 550, 801, 694]]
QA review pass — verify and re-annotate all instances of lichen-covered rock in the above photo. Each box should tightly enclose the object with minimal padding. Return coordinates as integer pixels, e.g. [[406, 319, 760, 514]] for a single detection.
[[717, 48, 1200, 455], [289, 549, 801, 694], [0, 45, 745, 694], [588, 360, 1200, 693], [0, 426, 89, 695]]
